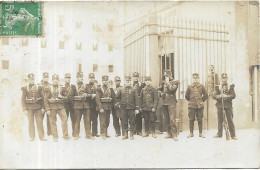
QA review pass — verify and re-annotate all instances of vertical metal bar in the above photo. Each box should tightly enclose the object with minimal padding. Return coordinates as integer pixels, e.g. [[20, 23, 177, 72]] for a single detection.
[[254, 66, 258, 122], [224, 23, 227, 73], [185, 18, 188, 91], [181, 17, 184, 97], [173, 17, 178, 82], [177, 17, 181, 99]]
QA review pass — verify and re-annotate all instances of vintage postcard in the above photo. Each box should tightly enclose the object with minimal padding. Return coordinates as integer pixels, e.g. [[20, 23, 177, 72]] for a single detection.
[[0, 0, 259, 169]]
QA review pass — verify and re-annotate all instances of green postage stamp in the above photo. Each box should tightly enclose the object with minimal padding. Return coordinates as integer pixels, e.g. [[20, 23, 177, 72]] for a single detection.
[[0, 2, 43, 37]]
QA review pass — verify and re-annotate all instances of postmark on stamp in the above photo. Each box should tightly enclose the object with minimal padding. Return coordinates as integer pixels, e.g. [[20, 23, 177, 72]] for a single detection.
[[0, 2, 43, 37]]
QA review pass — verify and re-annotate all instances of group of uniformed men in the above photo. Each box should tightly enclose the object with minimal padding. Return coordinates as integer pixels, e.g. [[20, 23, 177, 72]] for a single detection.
[[21, 66, 237, 142]]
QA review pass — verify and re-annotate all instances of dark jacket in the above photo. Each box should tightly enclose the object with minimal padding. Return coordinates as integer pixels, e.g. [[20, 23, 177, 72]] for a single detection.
[[60, 83, 73, 110], [213, 84, 236, 108], [140, 85, 158, 111], [96, 85, 114, 111], [158, 80, 178, 105], [185, 83, 208, 109], [43, 85, 65, 111], [116, 86, 139, 110], [68, 82, 91, 109], [21, 84, 43, 111], [86, 83, 97, 109]]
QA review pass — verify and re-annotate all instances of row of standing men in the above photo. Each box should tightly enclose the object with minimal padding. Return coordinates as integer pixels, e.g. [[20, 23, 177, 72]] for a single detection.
[[21, 69, 237, 141]]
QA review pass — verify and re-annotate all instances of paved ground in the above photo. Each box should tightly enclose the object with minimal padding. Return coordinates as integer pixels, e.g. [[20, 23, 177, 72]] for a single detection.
[[0, 114, 259, 169]]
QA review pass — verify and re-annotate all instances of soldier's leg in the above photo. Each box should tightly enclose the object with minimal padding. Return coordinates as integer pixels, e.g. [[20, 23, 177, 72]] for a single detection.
[[105, 110, 111, 136], [28, 110, 35, 140], [163, 106, 171, 137], [197, 108, 205, 137], [129, 109, 135, 139], [49, 110, 58, 139], [135, 112, 142, 135], [99, 111, 106, 137], [150, 111, 156, 134], [187, 108, 196, 137], [225, 108, 236, 137], [34, 109, 44, 139], [47, 114, 52, 136], [112, 108, 120, 135], [58, 109, 69, 138], [143, 111, 149, 134], [83, 109, 91, 138], [168, 104, 178, 139], [70, 108, 76, 137], [74, 109, 82, 138], [91, 108, 98, 136], [121, 108, 128, 139], [217, 107, 223, 136]]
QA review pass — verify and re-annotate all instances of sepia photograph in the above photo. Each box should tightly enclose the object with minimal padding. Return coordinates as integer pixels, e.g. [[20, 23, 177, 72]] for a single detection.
[[0, 0, 259, 169]]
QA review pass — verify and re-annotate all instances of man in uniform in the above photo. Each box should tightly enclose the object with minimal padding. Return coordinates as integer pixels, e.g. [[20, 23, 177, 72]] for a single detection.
[[68, 72, 93, 140], [207, 65, 220, 97], [21, 73, 46, 141], [87, 73, 99, 137], [213, 73, 237, 140], [43, 74, 71, 142], [61, 73, 76, 137], [96, 75, 114, 140], [41, 72, 52, 136], [140, 76, 158, 138], [116, 75, 140, 140], [159, 70, 179, 141], [132, 72, 145, 136], [185, 73, 208, 138], [111, 76, 123, 137]]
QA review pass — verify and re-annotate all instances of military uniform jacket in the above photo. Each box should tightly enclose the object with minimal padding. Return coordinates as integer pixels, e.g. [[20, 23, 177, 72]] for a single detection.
[[86, 83, 97, 109], [60, 83, 73, 110], [213, 84, 236, 108], [116, 86, 140, 110], [113, 86, 122, 108], [185, 83, 208, 109], [159, 81, 178, 105], [68, 82, 91, 109], [96, 85, 114, 111], [21, 84, 43, 111], [140, 85, 158, 111], [43, 85, 65, 111]]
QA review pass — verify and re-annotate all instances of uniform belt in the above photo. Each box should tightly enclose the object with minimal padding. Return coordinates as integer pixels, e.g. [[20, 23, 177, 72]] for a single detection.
[[100, 97, 112, 103], [73, 96, 85, 101], [48, 98, 63, 103], [166, 94, 174, 97], [25, 98, 42, 104]]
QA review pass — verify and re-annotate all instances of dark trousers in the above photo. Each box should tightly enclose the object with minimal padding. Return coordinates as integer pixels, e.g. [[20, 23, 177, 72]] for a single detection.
[[162, 104, 177, 136], [135, 112, 142, 133], [157, 105, 165, 132], [44, 114, 51, 136], [99, 110, 111, 136], [28, 109, 44, 139], [66, 108, 76, 137], [90, 108, 98, 136], [50, 109, 69, 139], [74, 108, 91, 137], [112, 108, 121, 135], [188, 107, 204, 133], [122, 108, 135, 134], [217, 107, 236, 137], [143, 111, 156, 133]]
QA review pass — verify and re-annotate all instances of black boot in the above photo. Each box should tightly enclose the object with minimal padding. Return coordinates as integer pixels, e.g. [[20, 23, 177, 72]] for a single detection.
[[187, 121, 194, 138], [198, 121, 205, 138]]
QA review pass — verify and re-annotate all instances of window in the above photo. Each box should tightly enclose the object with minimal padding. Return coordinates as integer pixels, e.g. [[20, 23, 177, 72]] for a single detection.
[[93, 23, 101, 32], [108, 44, 113, 52], [93, 64, 98, 72], [22, 39, 28, 46], [2, 60, 9, 69], [78, 64, 82, 72], [2, 38, 9, 45], [76, 42, 82, 50], [93, 43, 98, 51], [59, 41, 64, 49], [41, 39, 47, 48], [108, 22, 113, 32], [59, 15, 64, 27], [108, 65, 114, 72]]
